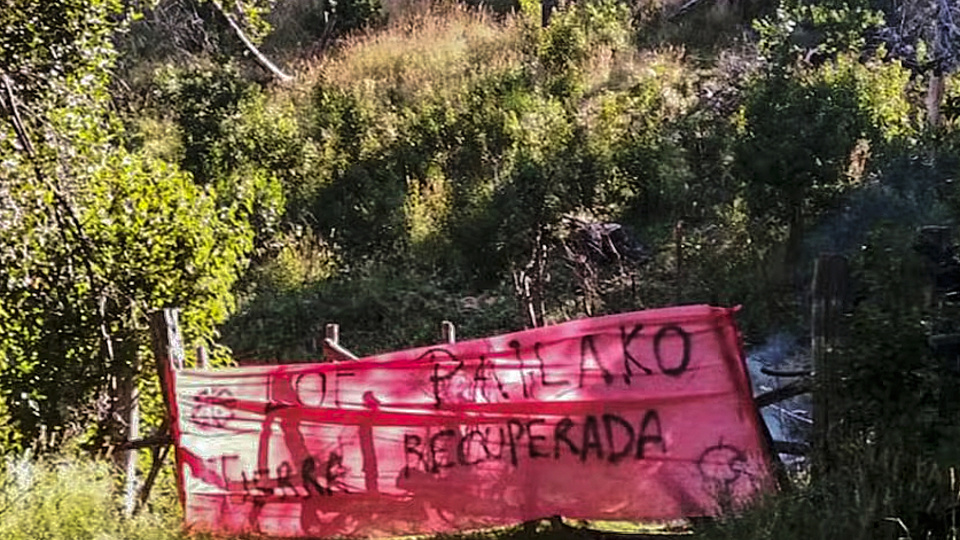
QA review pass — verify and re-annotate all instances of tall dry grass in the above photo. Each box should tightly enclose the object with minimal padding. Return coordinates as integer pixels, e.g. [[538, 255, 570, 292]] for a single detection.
[[294, 5, 527, 102]]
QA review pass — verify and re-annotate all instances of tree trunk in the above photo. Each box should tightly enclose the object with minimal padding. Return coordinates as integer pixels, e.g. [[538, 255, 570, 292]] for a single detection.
[[927, 72, 945, 129], [785, 199, 804, 275]]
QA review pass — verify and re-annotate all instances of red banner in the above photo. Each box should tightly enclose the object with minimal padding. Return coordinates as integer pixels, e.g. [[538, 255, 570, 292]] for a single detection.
[[170, 305, 772, 537]]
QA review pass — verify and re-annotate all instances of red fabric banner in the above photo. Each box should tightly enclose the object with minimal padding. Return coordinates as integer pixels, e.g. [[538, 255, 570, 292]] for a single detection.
[[170, 305, 773, 538]]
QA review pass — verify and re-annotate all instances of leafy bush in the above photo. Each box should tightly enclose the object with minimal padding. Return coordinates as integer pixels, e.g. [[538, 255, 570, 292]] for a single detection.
[[0, 148, 254, 447], [225, 264, 519, 359], [155, 64, 255, 186], [698, 447, 960, 540], [734, 53, 914, 269], [832, 225, 943, 451], [155, 63, 296, 254], [753, 0, 884, 64]]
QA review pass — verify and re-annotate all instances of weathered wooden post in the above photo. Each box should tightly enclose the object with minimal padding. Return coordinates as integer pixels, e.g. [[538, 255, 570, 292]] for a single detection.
[[149, 309, 184, 418], [122, 359, 140, 517], [326, 323, 340, 346], [811, 253, 849, 472], [441, 320, 456, 345], [541, 0, 557, 27], [135, 308, 185, 512], [322, 323, 359, 361], [674, 220, 684, 304], [197, 344, 209, 370]]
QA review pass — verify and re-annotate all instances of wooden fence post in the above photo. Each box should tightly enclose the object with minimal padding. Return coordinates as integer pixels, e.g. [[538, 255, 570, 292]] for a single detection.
[[322, 323, 359, 361], [149, 309, 184, 411], [197, 345, 209, 370], [122, 358, 140, 517], [441, 321, 456, 345], [137, 309, 186, 513], [326, 323, 340, 346], [675, 220, 684, 304], [811, 253, 849, 472]]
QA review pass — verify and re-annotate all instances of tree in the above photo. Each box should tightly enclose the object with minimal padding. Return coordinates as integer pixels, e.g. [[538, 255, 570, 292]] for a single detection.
[[0, 0, 255, 449], [734, 55, 913, 271], [118, 0, 293, 83], [878, 0, 960, 127]]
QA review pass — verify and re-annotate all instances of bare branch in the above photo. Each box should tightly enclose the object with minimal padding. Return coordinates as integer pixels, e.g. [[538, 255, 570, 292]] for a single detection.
[[209, 1, 292, 83], [755, 379, 812, 408]]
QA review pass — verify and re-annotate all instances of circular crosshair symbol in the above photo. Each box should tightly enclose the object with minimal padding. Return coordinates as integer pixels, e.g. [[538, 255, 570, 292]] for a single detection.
[[697, 443, 748, 487], [190, 388, 236, 429]]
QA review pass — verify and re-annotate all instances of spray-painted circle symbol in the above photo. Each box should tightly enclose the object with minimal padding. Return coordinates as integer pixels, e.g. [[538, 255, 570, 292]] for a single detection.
[[697, 443, 747, 486], [190, 388, 236, 429]]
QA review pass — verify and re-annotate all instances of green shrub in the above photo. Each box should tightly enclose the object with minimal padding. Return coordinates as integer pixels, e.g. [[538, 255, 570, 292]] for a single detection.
[[698, 447, 960, 540], [699, 223, 960, 540], [582, 54, 697, 224], [155, 63, 255, 186], [753, 0, 883, 64], [225, 263, 520, 359], [533, 0, 632, 98], [155, 63, 295, 254], [734, 53, 914, 269]]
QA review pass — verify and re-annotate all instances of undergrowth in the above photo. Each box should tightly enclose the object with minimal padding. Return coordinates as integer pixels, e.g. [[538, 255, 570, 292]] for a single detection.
[[0, 453, 181, 540], [7, 449, 957, 540]]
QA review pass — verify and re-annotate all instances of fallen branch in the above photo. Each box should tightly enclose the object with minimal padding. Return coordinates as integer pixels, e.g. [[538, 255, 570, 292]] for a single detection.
[[668, 0, 709, 21], [209, 1, 292, 83], [134, 443, 171, 515], [116, 432, 172, 450], [760, 366, 813, 378], [771, 440, 810, 456], [755, 379, 812, 408]]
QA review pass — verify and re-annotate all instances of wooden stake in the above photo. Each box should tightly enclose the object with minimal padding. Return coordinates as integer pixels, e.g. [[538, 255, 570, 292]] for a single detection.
[[322, 323, 359, 361], [135, 445, 169, 515], [122, 367, 140, 517], [150, 309, 185, 374], [927, 72, 945, 129], [811, 253, 848, 472], [441, 321, 456, 344], [144, 309, 185, 510], [197, 345, 209, 370], [326, 323, 340, 345], [674, 220, 684, 304]]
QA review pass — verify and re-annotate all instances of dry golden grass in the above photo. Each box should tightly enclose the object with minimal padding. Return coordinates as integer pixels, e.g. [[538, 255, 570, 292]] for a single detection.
[[290, 5, 526, 103]]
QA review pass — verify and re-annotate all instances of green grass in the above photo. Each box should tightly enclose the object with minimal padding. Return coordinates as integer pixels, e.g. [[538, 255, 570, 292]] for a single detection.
[[0, 452, 181, 540], [3, 446, 959, 540], [0, 451, 689, 540]]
